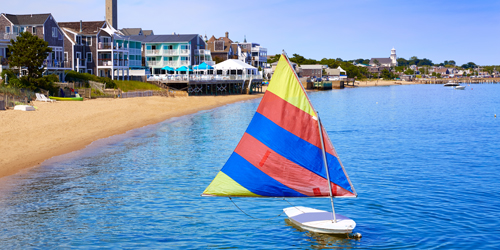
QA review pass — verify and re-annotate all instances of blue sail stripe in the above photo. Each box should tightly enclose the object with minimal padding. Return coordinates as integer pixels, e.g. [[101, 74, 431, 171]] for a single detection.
[[246, 112, 352, 192], [221, 152, 307, 197]]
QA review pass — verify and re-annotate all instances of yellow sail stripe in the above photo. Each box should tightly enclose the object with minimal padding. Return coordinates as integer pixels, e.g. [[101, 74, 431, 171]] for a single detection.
[[266, 55, 316, 118], [203, 171, 261, 197]]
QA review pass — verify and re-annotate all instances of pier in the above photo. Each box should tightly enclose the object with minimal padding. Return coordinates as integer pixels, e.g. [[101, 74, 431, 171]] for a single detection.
[[147, 75, 264, 96]]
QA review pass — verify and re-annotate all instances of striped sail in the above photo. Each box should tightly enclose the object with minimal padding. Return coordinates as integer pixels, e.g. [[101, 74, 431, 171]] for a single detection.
[[203, 54, 356, 198]]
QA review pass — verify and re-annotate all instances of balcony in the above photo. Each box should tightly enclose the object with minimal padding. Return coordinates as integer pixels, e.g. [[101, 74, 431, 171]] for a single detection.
[[129, 48, 141, 55], [251, 47, 267, 53], [98, 42, 129, 51], [129, 60, 142, 67], [179, 49, 189, 55], [163, 50, 177, 55], [44, 60, 71, 69], [0, 32, 18, 40], [146, 49, 161, 55], [194, 49, 211, 56], [98, 59, 129, 67]]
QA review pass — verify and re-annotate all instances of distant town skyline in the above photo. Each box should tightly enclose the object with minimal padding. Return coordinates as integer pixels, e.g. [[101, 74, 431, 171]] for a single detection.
[[3, 0, 499, 65]]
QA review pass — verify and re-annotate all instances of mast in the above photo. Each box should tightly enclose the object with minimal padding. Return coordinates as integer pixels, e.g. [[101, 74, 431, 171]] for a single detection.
[[317, 113, 337, 223]]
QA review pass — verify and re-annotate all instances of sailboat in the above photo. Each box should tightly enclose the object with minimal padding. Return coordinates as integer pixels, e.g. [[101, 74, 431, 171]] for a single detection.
[[202, 53, 358, 234]]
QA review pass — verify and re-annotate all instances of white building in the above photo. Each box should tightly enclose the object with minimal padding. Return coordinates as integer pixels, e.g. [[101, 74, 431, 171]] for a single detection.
[[369, 48, 398, 67]]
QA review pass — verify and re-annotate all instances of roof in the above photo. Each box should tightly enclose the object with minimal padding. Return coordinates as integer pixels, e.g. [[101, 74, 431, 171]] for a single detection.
[[214, 59, 257, 70], [3, 13, 51, 25], [59, 21, 105, 35], [143, 30, 154, 36], [370, 58, 392, 65], [129, 34, 198, 43], [121, 28, 142, 36]]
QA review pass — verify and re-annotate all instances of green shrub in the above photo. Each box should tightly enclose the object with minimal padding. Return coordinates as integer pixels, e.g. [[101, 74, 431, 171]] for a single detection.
[[64, 70, 117, 89], [114, 80, 161, 92]]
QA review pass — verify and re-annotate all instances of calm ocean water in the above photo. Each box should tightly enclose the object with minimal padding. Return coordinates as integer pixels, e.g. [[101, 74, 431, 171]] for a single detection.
[[1, 84, 499, 249]]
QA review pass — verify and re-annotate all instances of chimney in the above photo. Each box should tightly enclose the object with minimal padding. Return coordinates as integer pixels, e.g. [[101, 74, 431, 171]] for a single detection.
[[80, 20, 82, 32], [225, 31, 228, 38]]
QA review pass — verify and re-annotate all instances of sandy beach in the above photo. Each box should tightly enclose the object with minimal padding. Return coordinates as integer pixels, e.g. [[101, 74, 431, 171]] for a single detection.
[[0, 81, 420, 180], [0, 94, 266, 179]]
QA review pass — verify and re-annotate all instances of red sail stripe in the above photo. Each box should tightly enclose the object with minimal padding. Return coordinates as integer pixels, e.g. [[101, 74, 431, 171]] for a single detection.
[[234, 132, 354, 197], [256, 91, 338, 157]]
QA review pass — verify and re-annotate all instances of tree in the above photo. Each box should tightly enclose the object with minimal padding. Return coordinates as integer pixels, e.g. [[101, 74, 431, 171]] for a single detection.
[[267, 54, 281, 64], [380, 69, 395, 80], [373, 59, 380, 66], [397, 58, 409, 66], [404, 68, 415, 75], [8, 32, 52, 83]]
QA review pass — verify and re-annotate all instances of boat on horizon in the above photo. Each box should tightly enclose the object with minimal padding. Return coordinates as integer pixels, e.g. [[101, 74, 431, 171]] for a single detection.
[[202, 52, 358, 235]]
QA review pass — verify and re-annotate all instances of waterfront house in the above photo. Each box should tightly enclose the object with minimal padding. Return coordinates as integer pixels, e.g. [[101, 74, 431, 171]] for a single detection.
[[0, 13, 70, 80], [95, 22, 142, 80], [435, 68, 450, 77], [233, 41, 267, 69], [299, 65, 326, 78], [59, 21, 106, 75], [206, 32, 237, 63], [131, 34, 212, 75], [325, 66, 347, 79]]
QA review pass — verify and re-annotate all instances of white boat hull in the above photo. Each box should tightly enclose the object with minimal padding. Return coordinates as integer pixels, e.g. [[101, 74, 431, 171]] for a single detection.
[[284, 206, 355, 234], [455, 86, 465, 90]]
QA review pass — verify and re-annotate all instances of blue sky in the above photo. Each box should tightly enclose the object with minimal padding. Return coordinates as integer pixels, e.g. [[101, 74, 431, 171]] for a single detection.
[[4, 0, 500, 65]]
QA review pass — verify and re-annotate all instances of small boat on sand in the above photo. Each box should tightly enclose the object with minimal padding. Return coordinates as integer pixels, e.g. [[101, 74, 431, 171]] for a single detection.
[[49, 96, 84, 101]]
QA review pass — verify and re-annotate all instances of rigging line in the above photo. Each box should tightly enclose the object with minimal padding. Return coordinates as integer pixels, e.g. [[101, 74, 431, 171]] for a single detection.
[[228, 197, 284, 221], [284, 199, 307, 213]]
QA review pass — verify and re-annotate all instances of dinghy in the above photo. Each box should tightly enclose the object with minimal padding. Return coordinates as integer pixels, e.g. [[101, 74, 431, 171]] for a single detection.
[[202, 52, 357, 235]]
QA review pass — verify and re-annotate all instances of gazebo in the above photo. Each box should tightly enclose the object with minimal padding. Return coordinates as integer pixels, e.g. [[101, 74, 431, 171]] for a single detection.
[[213, 59, 258, 78]]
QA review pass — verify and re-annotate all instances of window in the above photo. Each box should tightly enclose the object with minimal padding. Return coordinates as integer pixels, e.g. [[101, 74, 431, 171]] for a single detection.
[[76, 36, 82, 45], [59, 31, 62, 40], [86, 52, 92, 62], [86, 36, 92, 46], [64, 52, 68, 62], [13, 26, 19, 34], [87, 69, 93, 74], [6, 26, 10, 33], [52, 27, 57, 37], [21, 27, 25, 33], [32, 26, 37, 34], [181, 56, 188, 61]]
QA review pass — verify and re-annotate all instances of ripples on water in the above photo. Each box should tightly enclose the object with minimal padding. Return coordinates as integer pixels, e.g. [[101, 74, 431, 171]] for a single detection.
[[1, 84, 499, 249]]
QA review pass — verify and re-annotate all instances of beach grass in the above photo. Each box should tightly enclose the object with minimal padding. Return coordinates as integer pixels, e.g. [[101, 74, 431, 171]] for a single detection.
[[114, 80, 161, 92]]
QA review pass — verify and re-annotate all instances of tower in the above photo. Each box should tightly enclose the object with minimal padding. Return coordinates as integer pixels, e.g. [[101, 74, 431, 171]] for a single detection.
[[106, 0, 117, 29], [390, 47, 397, 66]]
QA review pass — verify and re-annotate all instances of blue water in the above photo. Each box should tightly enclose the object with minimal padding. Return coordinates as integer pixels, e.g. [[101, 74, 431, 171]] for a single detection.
[[1, 84, 500, 249]]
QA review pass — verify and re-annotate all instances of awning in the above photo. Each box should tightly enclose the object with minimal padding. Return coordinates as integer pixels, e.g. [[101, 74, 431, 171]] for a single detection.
[[175, 66, 193, 72], [193, 62, 214, 70], [162, 66, 175, 71]]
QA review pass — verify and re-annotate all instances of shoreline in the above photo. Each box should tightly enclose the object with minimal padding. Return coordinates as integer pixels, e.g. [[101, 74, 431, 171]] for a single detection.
[[0, 82, 421, 180], [0, 93, 265, 180]]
